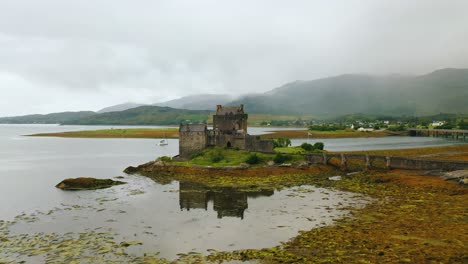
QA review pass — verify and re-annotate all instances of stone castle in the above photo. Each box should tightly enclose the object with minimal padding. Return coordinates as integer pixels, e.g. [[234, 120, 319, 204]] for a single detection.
[[178, 104, 274, 158]]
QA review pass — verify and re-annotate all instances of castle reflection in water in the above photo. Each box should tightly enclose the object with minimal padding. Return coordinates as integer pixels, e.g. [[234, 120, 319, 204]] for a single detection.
[[179, 181, 274, 219]]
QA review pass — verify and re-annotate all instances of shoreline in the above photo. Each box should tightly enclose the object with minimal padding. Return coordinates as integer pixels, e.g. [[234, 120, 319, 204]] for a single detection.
[[26, 128, 402, 139], [340, 144, 468, 161]]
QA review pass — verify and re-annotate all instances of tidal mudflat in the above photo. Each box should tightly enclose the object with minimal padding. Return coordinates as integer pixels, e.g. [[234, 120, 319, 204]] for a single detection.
[[0, 172, 371, 262]]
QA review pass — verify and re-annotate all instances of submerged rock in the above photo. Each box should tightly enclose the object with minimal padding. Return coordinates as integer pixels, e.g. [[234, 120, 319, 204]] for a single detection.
[[120, 240, 143, 247], [55, 177, 126, 190]]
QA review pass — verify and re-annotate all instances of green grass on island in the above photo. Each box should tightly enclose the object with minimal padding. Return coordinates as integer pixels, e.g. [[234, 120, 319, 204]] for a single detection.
[[274, 146, 324, 154], [172, 147, 304, 167], [166, 146, 325, 168]]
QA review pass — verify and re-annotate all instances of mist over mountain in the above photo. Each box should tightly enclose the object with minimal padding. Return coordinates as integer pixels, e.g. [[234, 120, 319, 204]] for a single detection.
[[0, 68, 466, 124], [154, 94, 234, 110], [230, 68, 468, 118], [97, 103, 147, 113]]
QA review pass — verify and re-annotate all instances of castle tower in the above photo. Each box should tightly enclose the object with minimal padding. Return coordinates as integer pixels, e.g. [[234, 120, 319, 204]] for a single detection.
[[178, 124, 208, 158], [213, 104, 247, 135]]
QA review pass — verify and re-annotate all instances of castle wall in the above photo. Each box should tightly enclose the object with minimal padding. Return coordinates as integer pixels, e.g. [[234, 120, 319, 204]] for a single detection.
[[245, 135, 274, 153], [214, 134, 247, 149], [205, 133, 274, 153], [179, 131, 207, 158]]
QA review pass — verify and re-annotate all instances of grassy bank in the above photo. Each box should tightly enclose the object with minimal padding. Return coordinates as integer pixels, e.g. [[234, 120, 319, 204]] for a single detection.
[[341, 144, 468, 162], [28, 128, 179, 139], [261, 129, 395, 139]]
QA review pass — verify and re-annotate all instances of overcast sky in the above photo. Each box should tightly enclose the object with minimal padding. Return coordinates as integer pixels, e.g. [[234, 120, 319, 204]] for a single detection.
[[0, 0, 467, 116]]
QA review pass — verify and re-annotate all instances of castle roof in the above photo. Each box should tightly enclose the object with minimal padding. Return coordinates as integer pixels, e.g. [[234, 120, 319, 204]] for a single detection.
[[216, 104, 244, 115], [179, 124, 207, 132]]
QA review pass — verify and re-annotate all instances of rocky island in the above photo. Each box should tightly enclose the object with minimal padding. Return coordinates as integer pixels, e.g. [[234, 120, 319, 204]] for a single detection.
[[55, 177, 126, 190]]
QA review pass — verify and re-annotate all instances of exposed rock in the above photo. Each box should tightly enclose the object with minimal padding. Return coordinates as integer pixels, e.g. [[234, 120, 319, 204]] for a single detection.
[[153, 160, 167, 166], [239, 163, 250, 169], [459, 178, 468, 186], [124, 161, 156, 174], [328, 176, 342, 181], [293, 161, 309, 168], [423, 170, 446, 176], [123, 166, 139, 174], [120, 240, 143, 247], [441, 170, 468, 180], [55, 177, 126, 190], [441, 170, 468, 186]]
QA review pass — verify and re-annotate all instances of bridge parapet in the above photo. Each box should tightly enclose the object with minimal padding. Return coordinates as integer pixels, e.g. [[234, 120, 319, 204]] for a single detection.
[[407, 128, 468, 141], [305, 153, 468, 171]]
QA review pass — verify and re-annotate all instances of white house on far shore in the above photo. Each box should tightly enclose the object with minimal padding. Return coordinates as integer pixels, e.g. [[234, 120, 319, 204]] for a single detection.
[[431, 121, 445, 127], [358, 127, 374, 132]]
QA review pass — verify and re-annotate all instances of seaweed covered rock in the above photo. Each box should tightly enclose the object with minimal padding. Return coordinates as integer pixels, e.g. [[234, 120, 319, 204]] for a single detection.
[[55, 177, 125, 190], [124, 161, 156, 174], [123, 166, 139, 174]]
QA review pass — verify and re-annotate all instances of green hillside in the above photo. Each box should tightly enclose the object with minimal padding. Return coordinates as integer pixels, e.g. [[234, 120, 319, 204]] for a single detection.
[[0, 111, 96, 124], [231, 68, 468, 118], [63, 106, 211, 125]]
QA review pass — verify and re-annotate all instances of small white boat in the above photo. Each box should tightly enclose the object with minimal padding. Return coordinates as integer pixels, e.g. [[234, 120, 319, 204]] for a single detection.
[[158, 139, 168, 146]]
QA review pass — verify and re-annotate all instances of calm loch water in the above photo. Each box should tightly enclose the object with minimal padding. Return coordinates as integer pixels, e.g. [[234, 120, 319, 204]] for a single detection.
[[0, 125, 463, 261]]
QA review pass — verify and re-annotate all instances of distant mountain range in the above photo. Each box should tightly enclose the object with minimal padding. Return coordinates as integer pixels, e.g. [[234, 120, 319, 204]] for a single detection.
[[0, 106, 210, 125], [0, 111, 96, 124], [0, 68, 467, 124], [62, 106, 210, 125], [231, 68, 468, 117], [95, 94, 234, 113]]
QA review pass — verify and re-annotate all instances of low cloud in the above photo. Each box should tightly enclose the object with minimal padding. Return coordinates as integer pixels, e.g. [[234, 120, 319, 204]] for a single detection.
[[0, 0, 467, 115]]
